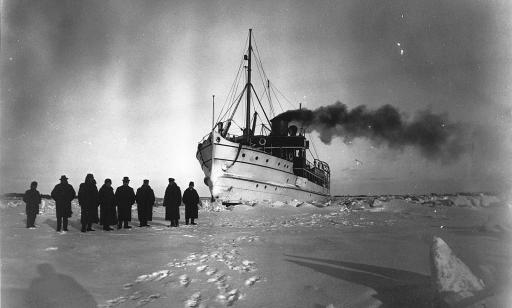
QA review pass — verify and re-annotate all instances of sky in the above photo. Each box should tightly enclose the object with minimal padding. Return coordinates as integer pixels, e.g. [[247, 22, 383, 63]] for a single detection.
[[1, 0, 511, 197]]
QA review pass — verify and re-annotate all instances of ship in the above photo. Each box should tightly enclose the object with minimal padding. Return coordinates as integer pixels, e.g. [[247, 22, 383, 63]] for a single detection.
[[196, 29, 330, 204]]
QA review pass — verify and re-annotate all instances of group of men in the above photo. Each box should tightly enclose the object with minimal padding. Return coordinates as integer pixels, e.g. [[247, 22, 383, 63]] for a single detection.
[[22, 175, 201, 233]]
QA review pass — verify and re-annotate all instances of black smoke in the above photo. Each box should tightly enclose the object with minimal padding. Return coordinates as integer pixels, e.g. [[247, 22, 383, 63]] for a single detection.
[[274, 102, 469, 162]]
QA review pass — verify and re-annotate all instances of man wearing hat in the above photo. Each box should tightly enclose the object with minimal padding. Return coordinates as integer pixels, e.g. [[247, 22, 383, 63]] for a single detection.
[[51, 175, 76, 232], [23, 181, 41, 229], [182, 181, 200, 225], [135, 179, 155, 227], [99, 178, 117, 231], [164, 178, 181, 227], [114, 177, 136, 229]]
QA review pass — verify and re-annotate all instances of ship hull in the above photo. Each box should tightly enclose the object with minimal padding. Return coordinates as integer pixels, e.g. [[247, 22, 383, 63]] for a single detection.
[[197, 131, 330, 203]]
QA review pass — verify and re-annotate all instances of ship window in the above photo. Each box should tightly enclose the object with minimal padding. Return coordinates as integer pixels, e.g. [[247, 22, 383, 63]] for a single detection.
[[216, 137, 220, 142], [286, 179, 289, 183], [266, 159, 269, 163], [256, 184, 259, 188], [242, 153, 246, 158], [264, 185, 267, 189], [278, 162, 281, 166], [275, 187, 277, 190], [255, 156, 259, 160]]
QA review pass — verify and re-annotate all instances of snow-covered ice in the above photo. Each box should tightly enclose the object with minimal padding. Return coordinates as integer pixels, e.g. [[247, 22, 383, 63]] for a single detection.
[[1, 194, 511, 307]]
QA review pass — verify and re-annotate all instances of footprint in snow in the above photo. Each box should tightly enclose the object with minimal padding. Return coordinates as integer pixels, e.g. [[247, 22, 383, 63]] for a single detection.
[[217, 289, 239, 306], [205, 268, 217, 276], [244, 276, 260, 286], [179, 274, 190, 287], [129, 291, 142, 300], [184, 292, 201, 308], [196, 265, 208, 272], [123, 283, 133, 289]]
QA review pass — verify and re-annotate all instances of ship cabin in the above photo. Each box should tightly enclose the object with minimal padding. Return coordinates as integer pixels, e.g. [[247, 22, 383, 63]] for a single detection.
[[218, 118, 330, 190]]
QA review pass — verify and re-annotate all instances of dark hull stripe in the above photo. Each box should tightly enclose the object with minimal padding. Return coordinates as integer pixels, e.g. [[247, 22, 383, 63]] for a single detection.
[[204, 158, 295, 175], [219, 175, 329, 197]]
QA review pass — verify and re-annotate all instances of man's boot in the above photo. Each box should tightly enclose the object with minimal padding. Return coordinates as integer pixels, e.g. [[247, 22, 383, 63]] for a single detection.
[[117, 223, 122, 229], [124, 221, 132, 229], [87, 223, 95, 231], [81, 224, 87, 232], [185, 219, 189, 225], [191, 219, 197, 225]]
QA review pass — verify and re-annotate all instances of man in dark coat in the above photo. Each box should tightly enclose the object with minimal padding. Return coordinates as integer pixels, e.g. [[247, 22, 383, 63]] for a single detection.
[[136, 179, 155, 227], [182, 181, 200, 225], [78, 174, 99, 232], [164, 178, 181, 227], [23, 181, 41, 228], [51, 175, 76, 232], [99, 178, 116, 231], [115, 176, 135, 229]]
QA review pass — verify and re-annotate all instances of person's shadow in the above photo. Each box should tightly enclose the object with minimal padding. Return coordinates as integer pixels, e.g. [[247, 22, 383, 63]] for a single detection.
[[284, 254, 437, 308], [23, 263, 97, 307], [43, 218, 82, 231]]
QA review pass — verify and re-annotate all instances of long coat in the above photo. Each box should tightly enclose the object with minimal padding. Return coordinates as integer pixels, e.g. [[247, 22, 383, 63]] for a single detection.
[[163, 184, 181, 220], [115, 185, 135, 221], [78, 182, 99, 224], [182, 187, 200, 219], [99, 185, 117, 226], [136, 185, 155, 221], [23, 189, 41, 216], [51, 183, 76, 218]]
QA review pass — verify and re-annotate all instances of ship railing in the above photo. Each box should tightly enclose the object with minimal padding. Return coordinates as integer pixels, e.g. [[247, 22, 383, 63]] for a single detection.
[[293, 167, 329, 188]]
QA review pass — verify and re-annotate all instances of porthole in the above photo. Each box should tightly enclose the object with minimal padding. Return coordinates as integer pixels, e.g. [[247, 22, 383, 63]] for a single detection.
[[286, 179, 289, 183], [255, 156, 259, 160], [216, 137, 220, 142], [278, 162, 281, 166], [266, 159, 269, 163], [275, 187, 277, 190], [242, 153, 246, 158], [256, 184, 259, 188], [264, 185, 267, 189]]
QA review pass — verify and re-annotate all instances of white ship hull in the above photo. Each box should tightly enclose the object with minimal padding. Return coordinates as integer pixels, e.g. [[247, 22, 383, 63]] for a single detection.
[[197, 131, 330, 203]]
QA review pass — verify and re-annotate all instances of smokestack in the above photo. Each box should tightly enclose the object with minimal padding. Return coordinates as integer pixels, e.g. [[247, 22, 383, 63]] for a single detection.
[[273, 102, 469, 162]]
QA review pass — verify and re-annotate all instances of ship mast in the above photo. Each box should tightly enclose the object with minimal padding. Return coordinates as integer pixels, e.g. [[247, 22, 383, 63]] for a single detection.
[[245, 29, 253, 141]]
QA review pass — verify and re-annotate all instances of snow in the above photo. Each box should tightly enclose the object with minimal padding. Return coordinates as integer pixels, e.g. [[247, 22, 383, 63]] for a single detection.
[[430, 236, 485, 296], [1, 195, 511, 307]]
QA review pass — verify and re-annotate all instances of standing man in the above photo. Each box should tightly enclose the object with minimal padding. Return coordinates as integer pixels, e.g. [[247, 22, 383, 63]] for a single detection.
[[115, 176, 135, 229], [136, 179, 155, 227], [51, 175, 76, 232], [77, 174, 99, 232], [164, 178, 181, 227], [99, 179, 116, 231], [23, 181, 41, 229], [182, 181, 200, 225]]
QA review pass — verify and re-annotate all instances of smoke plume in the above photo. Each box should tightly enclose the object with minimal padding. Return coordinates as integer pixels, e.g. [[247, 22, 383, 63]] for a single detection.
[[274, 102, 469, 162]]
